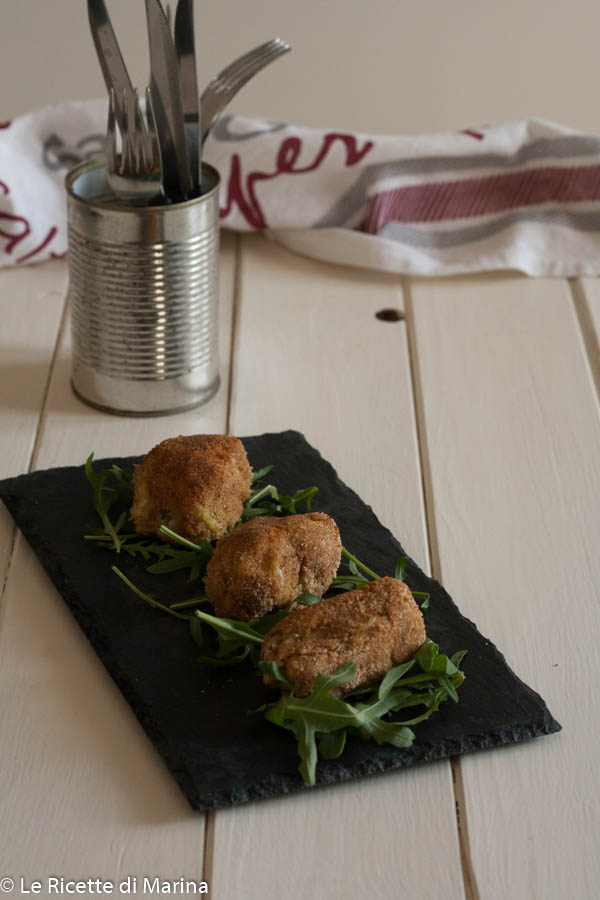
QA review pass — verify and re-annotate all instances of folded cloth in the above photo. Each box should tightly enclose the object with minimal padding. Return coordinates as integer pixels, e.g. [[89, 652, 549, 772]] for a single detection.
[[2, 99, 600, 276]]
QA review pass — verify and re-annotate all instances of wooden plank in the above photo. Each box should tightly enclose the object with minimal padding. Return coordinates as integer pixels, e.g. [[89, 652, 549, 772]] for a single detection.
[[229, 236, 429, 563], [0, 259, 66, 600], [409, 275, 600, 900], [0, 233, 237, 882], [0, 259, 67, 477], [211, 234, 465, 900]]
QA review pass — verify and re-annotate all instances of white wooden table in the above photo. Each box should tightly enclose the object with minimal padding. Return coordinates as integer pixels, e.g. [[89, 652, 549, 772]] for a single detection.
[[2, 3, 600, 898]]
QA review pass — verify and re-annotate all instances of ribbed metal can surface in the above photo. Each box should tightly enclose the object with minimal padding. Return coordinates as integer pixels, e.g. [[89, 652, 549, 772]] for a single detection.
[[66, 158, 220, 415]]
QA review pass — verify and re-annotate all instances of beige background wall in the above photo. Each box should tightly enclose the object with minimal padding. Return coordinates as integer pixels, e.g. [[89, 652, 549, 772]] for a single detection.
[[3, 0, 600, 134]]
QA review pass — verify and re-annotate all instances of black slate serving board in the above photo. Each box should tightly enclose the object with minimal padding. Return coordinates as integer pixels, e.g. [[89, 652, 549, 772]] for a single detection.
[[0, 430, 560, 809]]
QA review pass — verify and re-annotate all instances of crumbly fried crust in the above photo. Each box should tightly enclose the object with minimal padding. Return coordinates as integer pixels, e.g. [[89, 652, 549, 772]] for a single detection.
[[130, 434, 253, 542], [261, 576, 426, 696], [204, 512, 342, 620]]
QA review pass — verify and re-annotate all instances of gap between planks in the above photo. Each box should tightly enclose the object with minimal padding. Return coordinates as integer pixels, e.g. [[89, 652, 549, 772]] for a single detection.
[[202, 809, 216, 896], [569, 278, 600, 402], [27, 293, 70, 472], [402, 277, 481, 900], [205, 231, 242, 888], [225, 234, 243, 437], [0, 286, 69, 634]]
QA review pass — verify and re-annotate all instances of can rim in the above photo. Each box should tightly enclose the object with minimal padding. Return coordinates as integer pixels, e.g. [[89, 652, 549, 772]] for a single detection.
[[64, 156, 221, 213]]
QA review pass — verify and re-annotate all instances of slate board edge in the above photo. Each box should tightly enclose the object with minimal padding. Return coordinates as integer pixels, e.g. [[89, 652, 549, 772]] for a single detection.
[[0, 430, 562, 810], [198, 710, 561, 810]]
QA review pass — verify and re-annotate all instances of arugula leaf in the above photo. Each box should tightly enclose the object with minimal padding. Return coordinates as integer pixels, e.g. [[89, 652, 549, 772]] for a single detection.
[[189, 607, 293, 665], [341, 548, 380, 581], [258, 660, 291, 685], [197, 647, 252, 667], [240, 483, 319, 523], [189, 614, 205, 646], [451, 649, 468, 668], [252, 465, 274, 485], [318, 730, 347, 759], [189, 605, 259, 667], [329, 573, 369, 591], [296, 593, 322, 606], [192, 610, 263, 658], [261, 663, 415, 785], [85, 454, 131, 552], [260, 642, 467, 785], [251, 609, 291, 634], [329, 552, 374, 592], [170, 596, 209, 611], [190, 601, 308, 667], [84, 458, 215, 581], [111, 566, 189, 621], [147, 550, 210, 578], [244, 484, 279, 511], [157, 525, 207, 551], [282, 486, 319, 514], [110, 464, 134, 495], [395, 556, 409, 580], [415, 639, 459, 674], [377, 660, 416, 699]]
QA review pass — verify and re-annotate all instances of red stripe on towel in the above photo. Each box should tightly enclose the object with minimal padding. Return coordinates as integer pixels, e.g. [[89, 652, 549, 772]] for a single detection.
[[362, 164, 600, 231]]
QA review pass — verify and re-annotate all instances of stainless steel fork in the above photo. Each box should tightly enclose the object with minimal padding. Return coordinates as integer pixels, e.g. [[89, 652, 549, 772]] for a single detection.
[[200, 38, 291, 143], [106, 87, 163, 205]]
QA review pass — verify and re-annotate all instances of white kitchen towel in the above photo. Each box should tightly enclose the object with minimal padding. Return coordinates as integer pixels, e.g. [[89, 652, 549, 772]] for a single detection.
[[2, 99, 600, 276]]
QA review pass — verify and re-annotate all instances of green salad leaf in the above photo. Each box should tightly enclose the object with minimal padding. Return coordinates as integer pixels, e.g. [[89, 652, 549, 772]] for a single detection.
[[85, 455, 214, 579], [258, 659, 291, 686], [258, 640, 466, 785], [240, 483, 319, 522], [84, 455, 134, 552]]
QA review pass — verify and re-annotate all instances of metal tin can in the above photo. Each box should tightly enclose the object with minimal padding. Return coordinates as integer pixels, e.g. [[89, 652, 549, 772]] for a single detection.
[[65, 158, 220, 416]]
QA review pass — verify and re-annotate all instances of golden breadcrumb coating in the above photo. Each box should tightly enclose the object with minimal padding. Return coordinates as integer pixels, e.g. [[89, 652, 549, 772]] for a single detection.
[[204, 512, 342, 620], [130, 434, 253, 543], [261, 576, 426, 697]]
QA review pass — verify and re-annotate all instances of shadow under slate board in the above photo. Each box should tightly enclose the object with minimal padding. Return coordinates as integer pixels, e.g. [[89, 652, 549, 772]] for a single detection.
[[0, 430, 560, 810]]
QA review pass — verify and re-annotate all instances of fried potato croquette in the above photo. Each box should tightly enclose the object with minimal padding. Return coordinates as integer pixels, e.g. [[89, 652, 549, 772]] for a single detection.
[[204, 512, 342, 620], [261, 576, 426, 697], [130, 434, 253, 543]]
